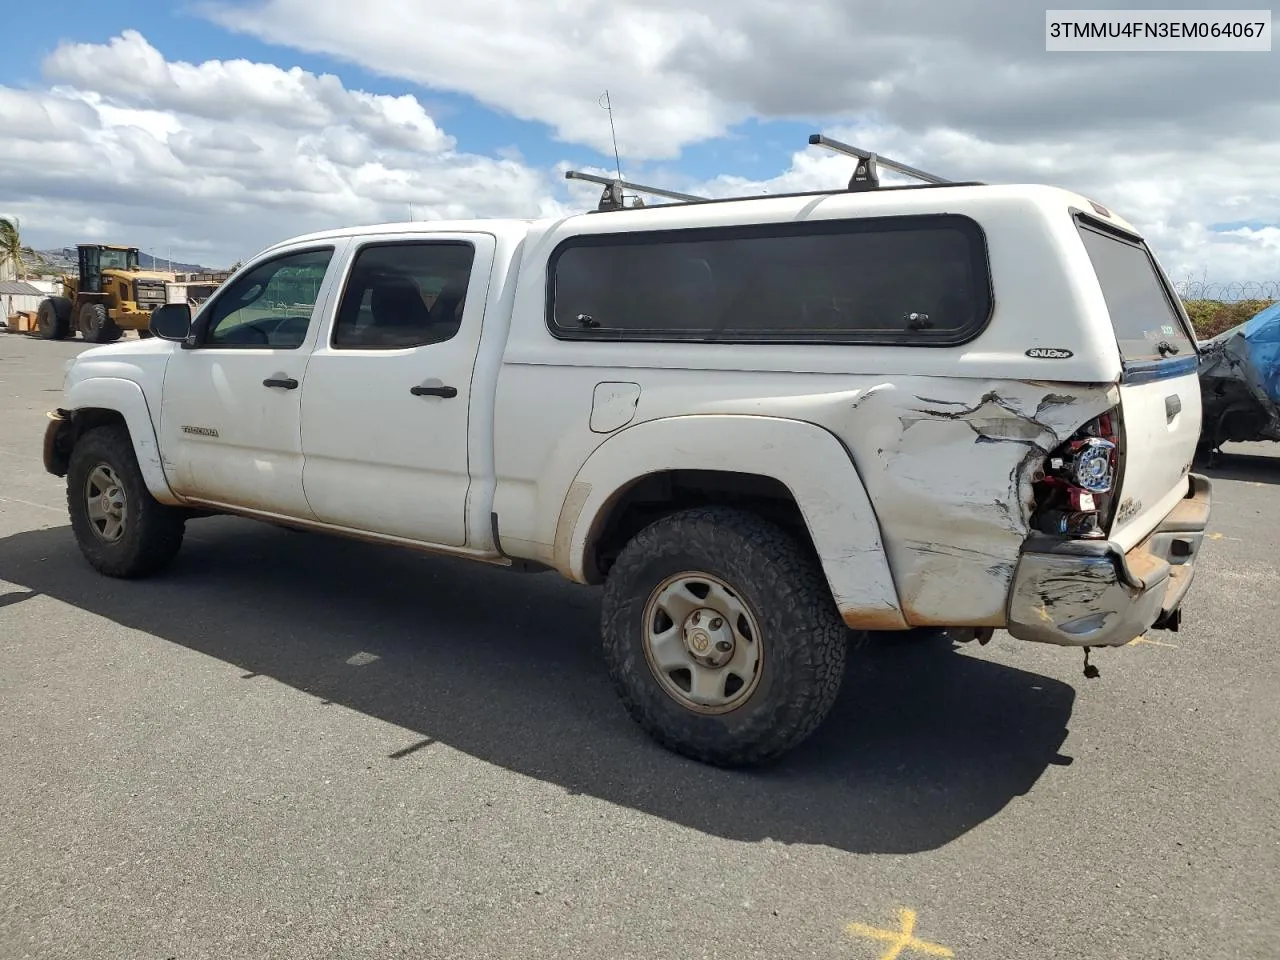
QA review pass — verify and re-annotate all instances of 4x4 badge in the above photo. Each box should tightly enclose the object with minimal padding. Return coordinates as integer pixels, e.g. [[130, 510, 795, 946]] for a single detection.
[[1026, 347, 1073, 359]]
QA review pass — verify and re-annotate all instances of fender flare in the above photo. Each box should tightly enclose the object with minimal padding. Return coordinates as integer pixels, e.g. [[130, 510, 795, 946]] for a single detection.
[[556, 414, 907, 630], [63, 377, 179, 504]]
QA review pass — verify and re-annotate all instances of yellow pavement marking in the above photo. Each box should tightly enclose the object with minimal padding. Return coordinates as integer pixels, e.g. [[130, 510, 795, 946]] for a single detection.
[[846, 908, 954, 959], [1127, 635, 1177, 648]]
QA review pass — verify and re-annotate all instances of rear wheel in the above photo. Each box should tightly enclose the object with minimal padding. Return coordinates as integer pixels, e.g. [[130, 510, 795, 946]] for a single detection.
[[79, 302, 121, 343], [601, 506, 848, 767], [35, 298, 72, 340], [67, 425, 185, 578]]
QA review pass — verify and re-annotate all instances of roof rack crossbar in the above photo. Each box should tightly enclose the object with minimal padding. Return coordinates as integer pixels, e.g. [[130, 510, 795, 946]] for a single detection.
[[565, 170, 704, 211], [565, 137, 960, 213], [808, 134, 952, 191]]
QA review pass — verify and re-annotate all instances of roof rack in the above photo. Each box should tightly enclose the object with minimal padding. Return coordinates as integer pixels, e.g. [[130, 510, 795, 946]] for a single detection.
[[564, 170, 704, 212], [806, 134, 952, 192], [563, 132, 959, 212]]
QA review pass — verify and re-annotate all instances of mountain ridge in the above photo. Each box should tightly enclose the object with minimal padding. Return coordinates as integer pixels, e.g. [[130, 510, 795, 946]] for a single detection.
[[32, 247, 222, 274]]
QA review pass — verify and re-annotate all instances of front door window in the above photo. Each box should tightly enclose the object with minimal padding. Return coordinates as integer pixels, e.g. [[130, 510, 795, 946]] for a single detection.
[[201, 248, 334, 349]]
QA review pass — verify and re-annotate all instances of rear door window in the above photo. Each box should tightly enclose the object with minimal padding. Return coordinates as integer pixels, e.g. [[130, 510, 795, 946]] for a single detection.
[[331, 241, 476, 349], [1076, 219, 1196, 363]]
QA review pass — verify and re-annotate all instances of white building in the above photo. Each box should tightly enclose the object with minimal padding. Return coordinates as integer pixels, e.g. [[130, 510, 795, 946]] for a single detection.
[[1, 279, 57, 318]]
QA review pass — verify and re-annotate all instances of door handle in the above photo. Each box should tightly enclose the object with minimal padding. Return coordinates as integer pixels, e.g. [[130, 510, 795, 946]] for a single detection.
[[1165, 394, 1182, 421], [411, 385, 458, 398], [263, 377, 299, 390]]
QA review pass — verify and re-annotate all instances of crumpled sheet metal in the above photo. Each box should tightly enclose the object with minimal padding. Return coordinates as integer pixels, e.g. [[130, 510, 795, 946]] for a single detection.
[[1198, 301, 1280, 446]]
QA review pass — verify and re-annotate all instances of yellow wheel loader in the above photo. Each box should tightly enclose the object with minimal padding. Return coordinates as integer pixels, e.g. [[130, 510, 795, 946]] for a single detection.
[[35, 245, 175, 343]]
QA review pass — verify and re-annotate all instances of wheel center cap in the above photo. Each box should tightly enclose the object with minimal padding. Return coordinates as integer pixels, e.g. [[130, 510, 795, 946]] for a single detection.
[[683, 609, 734, 666]]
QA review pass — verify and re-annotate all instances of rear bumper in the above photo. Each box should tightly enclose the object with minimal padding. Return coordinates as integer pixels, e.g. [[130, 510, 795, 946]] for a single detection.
[[1006, 473, 1212, 647]]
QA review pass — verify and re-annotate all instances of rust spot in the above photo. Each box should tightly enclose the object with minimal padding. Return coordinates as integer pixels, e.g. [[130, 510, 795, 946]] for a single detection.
[[1124, 547, 1166, 589], [841, 606, 909, 631]]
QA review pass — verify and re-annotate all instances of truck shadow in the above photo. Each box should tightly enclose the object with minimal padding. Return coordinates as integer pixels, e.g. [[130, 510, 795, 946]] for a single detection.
[[0, 519, 1076, 856]]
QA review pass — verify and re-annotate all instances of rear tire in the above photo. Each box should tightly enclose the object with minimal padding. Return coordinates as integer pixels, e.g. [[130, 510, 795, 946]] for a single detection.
[[36, 298, 72, 340], [79, 302, 121, 343], [67, 425, 185, 578], [601, 506, 848, 767]]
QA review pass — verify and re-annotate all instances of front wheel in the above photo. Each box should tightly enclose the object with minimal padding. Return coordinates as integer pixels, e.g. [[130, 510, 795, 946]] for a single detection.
[[601, 506, 848, 767], [67, 425, 186, 578], [79, 302, 121, 343]]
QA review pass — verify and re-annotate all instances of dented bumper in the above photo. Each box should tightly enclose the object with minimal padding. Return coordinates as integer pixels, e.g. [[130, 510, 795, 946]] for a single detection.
[[1006, 474, 1212, 647]]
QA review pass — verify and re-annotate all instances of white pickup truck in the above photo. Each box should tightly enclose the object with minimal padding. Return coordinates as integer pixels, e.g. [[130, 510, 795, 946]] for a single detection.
[[44, 160, 1211, 766]]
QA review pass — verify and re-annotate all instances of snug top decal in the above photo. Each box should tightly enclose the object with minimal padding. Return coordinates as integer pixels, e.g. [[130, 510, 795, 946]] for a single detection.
[[1025, 347, 1074, 359]]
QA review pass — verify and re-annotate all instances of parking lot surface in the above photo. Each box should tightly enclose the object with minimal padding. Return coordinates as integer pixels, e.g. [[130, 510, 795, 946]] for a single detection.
[[2, 333, 1277, 959]]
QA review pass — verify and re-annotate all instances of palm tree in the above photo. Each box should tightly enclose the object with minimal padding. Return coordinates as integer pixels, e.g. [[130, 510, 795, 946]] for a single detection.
[[0, 217, 36, 280]]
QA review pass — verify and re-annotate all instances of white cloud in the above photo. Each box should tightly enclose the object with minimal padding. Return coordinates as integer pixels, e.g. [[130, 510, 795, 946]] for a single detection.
[[207, 0, 1279, 156], [0, 32, 568, 266], [44, 30, 454, 154], [683, 123, 1280, 286], [205, 0, 744, 159], [0, 87, 99, 140], [202, 0, 1279, 284], [0, 14, 1276, 285]]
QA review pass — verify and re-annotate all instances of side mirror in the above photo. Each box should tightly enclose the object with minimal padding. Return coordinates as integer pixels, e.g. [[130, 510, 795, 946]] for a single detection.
[[149, 303, 192, 342]]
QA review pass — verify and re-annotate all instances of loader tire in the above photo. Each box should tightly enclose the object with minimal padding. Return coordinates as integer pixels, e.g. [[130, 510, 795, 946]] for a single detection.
[[79, 302, 121, 343], [36, 298, 72, 340]]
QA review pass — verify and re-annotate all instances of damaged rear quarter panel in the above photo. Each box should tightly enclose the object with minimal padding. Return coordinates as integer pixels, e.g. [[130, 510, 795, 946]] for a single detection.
[[826, 377, 1117, 626]]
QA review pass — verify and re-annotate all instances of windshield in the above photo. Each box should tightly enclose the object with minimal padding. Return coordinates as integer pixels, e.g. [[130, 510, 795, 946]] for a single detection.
[[1076, 220, 1195, 363], [98, 248, 139, 271]]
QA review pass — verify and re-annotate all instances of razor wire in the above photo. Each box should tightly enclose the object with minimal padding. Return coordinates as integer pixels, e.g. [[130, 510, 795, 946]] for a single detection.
[[1175, 280, 1280, 302]]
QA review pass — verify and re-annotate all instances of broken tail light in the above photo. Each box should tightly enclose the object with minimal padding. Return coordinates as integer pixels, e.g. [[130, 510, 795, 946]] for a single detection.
[[1031, 410, 1120, 539]]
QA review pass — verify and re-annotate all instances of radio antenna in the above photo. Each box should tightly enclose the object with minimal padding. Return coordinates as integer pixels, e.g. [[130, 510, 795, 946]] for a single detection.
[[599, 90, 623, 182]]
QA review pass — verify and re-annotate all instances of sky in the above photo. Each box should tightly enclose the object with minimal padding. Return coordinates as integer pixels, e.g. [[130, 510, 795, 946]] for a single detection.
[[0, 0, 1276, 285]]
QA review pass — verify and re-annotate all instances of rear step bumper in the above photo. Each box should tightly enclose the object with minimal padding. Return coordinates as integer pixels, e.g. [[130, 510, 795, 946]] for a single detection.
[[1006, 473, 1212, 647]]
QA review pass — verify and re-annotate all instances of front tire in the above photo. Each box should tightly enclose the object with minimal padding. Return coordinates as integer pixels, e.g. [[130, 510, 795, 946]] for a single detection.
[[601, 506, 848, 767], [79, 302, 121, 343], [67, 425, 185, 578]]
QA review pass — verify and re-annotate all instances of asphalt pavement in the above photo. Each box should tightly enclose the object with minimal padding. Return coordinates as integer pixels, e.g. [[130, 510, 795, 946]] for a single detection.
[[1, 331, 1277, 959]]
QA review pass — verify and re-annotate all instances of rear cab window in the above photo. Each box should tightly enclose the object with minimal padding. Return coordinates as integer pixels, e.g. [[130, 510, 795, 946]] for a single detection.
[[1074, 216, 1197, 365], [547, 214, 993, 345]]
